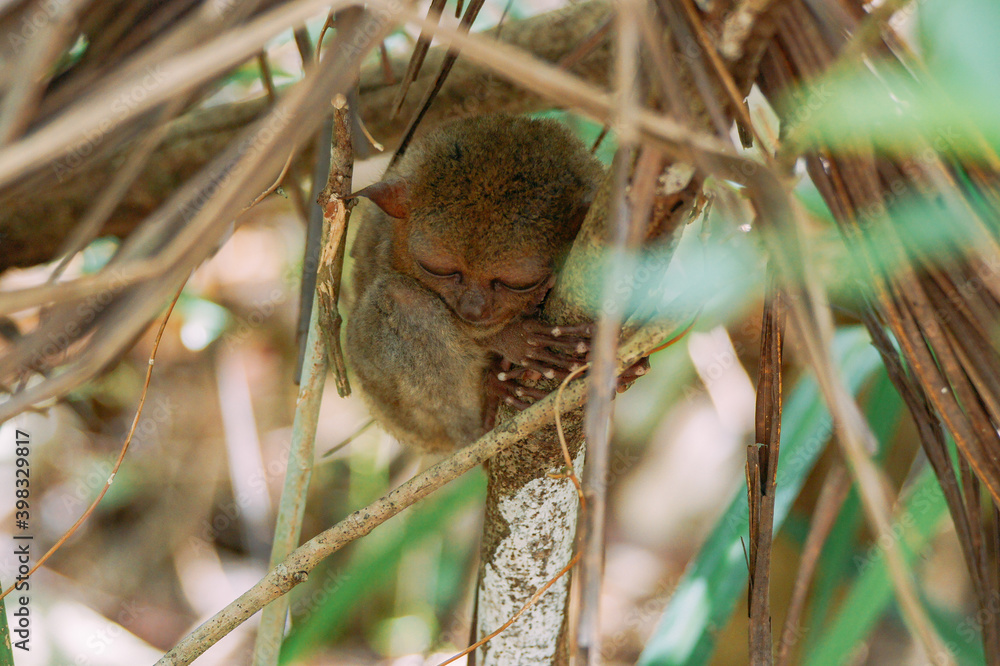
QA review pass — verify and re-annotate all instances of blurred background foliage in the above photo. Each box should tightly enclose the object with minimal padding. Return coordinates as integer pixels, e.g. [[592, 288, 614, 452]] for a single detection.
[[0, 0, 997, 664]]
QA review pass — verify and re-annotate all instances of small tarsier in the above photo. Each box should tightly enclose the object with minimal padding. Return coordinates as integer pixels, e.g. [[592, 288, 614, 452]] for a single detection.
[[344, 114, 646, 451]]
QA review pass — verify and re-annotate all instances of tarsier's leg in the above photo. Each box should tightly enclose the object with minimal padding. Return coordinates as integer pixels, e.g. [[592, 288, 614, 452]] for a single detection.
[[347, 274, 488, 450]]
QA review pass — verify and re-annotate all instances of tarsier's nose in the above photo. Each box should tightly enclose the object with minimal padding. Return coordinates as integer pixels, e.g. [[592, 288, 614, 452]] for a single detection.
[[457, 290, 487, 322]]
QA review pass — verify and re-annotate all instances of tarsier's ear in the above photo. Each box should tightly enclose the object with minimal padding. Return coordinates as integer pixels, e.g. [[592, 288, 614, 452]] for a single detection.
[[351, 178, 410, 219]]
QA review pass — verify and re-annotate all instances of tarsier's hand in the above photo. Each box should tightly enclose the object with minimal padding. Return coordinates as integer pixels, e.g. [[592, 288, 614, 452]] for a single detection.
[[482, 318, 650, 430]]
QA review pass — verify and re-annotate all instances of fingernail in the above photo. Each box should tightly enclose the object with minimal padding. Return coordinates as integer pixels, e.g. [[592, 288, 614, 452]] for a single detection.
[[576, 342, 587, 354], [551, 327, 562, 337], [497, 372, 507, 381], [544, 370, 555, 379]]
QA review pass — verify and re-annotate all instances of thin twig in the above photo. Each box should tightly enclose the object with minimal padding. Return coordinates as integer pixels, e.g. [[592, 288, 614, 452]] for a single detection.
[[748, 271, 784, 666], [315, 96, 357, 397], [294, 119, 333, 384], [557, 14, 613, 69], [576, 4, 642, 662], [315, 11, 336, 65], [246, 153, 295, 210], [257, 52, 278, 100], [0, 0, 88, 143], [319, 419, 375, 460], [555, 363, 591, 507], [250, 289, 328, 666], [244, 49, 296, 212], [391, 0, 448, 115], [46, 99, 186, 283], [253, 15, 359, 661], [390, 0, 487, 163], [677, 0, 768, 156]]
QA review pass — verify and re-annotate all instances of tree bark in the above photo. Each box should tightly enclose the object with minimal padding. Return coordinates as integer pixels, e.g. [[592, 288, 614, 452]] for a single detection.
[[474, 182, 615, 666]]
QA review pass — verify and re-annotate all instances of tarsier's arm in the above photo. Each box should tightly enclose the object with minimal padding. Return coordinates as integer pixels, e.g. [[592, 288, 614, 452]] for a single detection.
[[345, 269, 489, 452]]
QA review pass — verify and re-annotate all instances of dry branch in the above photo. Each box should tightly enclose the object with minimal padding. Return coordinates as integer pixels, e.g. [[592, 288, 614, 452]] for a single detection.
[[250, 41, 359, 661], [748, 272, 784, 666], [0, 1, 611, 273], [573, 3, 643, 661]]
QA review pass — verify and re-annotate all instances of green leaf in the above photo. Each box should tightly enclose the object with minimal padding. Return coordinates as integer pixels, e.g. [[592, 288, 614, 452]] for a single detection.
[[804, 467, 950, 666], [795, 0, 1000, 155], [279, 469, 485, 663], [797, 67, 999, 155], [805, 368, 902, 652], [582, 227, 763, 326], [924, 598, 986, 666], [918, 0, 1000, 108], [637, 327, 883, 665]]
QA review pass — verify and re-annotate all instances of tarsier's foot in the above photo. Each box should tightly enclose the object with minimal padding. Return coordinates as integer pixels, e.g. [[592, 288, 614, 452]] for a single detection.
[[482, 319, 650, 429], [616, 356, 651, 392], [521, 319, 650, 390], [512, 319, 591, 380], [483, 358, 551, 429]]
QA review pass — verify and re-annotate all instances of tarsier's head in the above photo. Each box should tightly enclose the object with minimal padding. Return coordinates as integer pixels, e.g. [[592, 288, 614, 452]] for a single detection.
[[356, 114, 603, 334]]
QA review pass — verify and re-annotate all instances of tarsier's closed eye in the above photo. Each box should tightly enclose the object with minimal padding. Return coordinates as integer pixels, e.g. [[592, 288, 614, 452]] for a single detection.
[[417, 261, 461, 280], [494, 277, 548, 293]]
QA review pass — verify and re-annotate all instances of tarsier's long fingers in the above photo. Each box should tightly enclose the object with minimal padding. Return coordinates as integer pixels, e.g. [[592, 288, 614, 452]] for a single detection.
[[523, 347, 586, 372], [484, 364, 549, 428], [493, 366, 550, 396], [521, 320, 594, 339], [507, 382, 550, 401], [496, 365, 525, 382], [500, 393, 533, 410], [617, 357, 651, 393], [526, 334, 589, 354], [495, 364, 547, 381], [484, 319, 653, 433], [486, 371, 532, 407], [513, 357, 577, 381]]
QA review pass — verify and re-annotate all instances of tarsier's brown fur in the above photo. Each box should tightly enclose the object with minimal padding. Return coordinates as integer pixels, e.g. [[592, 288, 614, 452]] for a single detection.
[[345, 114, 604, 451]]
